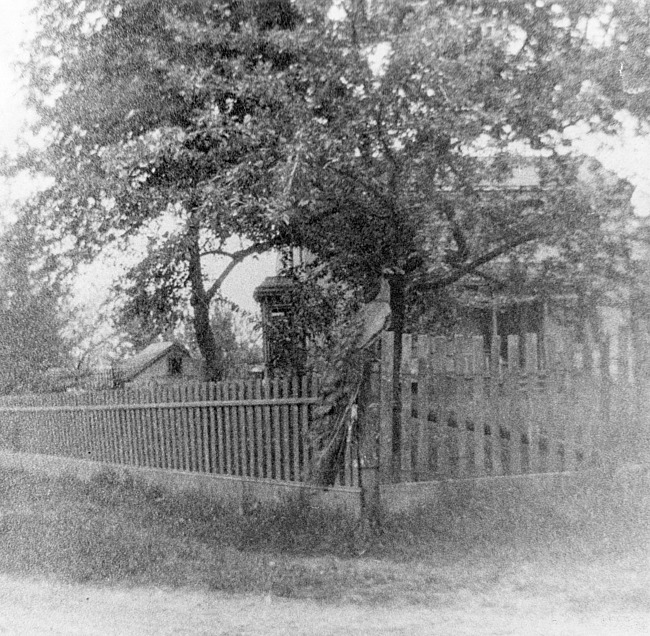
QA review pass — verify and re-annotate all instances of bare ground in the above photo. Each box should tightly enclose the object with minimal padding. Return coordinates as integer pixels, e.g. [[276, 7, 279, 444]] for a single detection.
[[0, 467, 648, 635], [0, 554, 648, 636]]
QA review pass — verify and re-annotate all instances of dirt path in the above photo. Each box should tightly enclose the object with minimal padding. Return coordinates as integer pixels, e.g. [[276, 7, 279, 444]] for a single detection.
[[0, 573, 647, 636]]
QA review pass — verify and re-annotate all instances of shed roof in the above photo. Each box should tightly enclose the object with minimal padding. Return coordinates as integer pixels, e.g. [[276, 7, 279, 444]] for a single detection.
[[118, 341, 190, 381]]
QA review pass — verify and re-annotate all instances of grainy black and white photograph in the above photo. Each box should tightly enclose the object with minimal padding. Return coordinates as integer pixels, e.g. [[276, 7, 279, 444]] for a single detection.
[[0, 0, 648, 633]]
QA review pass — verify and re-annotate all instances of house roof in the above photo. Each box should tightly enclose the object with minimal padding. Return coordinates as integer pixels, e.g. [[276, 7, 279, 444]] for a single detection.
[[117, 341, 190, 381]]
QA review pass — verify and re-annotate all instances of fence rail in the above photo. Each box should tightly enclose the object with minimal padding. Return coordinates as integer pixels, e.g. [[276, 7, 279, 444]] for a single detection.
[[0, 377, 361, 485]]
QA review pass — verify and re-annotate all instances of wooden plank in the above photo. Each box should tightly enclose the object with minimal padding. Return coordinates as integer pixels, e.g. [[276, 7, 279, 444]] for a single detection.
[[101, 392, 113, 463], [126, 389, 138, 465], [300, 376, 311, 482], [78, 393, 91, 461], [156, 386, 169, 469], [223, 382, 233, 475], [190, 383, 201, 472], [429, 336, 447, 477], [110, 390, 120, 464], [100, 392, 111, 462], [132, 388, 144, 466], [263, 380, 273, 479], [207, 383, 217, 473], [281, 378, 291, 481], [86, 393, 96, 459], [170, 385, 182, 470], [525, 333, 540, 474], [253, 380, 264, 478], [505, 335, 522, 475], [194, 383, 205, 472], [112, 390, 124, 464], [105, 391, 117, 463], [230, 382, 242, 477], [141, 388, 152, 467], [471, 335, 486, 477], [414, 335, 430, 481], [271, 378, 281, 480], [244, 380, 255, 478], [291, 377, 301, 482], [186, 383, 198, 472], [215, 383, 227, 474], [127, 389, 140, 466], [148, 387, 160, 468], [142, 387, 154, 468], [0, 396, 319, 413], [400, 333, 413, 481], [121, 389, 133, 465], [72, 393, 83, 459], [379, 332, 394, 483], [237, 381, 248, 477], [457, 335, 474, 478], [563, 367, 579, 472], [68, 392, 78, 458], [181, 385, 193, 471], [200, 383, 210, 473], [245, 380, 255, 477]]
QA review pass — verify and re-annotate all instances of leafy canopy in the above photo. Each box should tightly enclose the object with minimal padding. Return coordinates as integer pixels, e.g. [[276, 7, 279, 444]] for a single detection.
[[22, 0, 308, 378]]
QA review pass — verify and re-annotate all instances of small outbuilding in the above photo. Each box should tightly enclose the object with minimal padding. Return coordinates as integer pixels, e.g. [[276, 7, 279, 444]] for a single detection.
[[116, 341, 203, 387]]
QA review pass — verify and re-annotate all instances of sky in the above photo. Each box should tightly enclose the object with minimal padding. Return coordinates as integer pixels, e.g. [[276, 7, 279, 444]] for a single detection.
[[1, 0, 650, 318]]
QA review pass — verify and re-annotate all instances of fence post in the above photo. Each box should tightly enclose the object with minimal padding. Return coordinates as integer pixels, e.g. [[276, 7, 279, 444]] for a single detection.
[[525, 333, 540, 474], [488, 335, 503, 476], [415, 335, 432, 480], [471, 336, 486, 477], [358, 344, 382, 525], [379, 332, 394, 484], [400, 333, 413, 482]]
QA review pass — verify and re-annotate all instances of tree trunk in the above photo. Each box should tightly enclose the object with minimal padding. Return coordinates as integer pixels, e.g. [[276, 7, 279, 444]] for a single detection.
[[187, 220, 224, 382], [388, 273, 406, 483]]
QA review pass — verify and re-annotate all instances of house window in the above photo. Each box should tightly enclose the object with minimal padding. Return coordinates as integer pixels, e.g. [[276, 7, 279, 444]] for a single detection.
[[168, 356, 182, 376]]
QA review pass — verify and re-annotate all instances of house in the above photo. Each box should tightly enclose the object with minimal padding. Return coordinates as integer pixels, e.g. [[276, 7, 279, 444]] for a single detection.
[[115, 341, 203, 387]]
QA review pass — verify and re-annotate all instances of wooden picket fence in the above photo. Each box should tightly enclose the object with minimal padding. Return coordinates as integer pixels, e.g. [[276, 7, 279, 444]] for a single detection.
[[377, 331, 648, 482], [0, 377, 362, 485], [1, 331, 647, 489]]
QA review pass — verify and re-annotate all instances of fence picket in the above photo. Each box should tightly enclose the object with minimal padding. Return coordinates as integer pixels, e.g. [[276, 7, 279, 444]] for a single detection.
[[280, 378, 291, 481], [525, 333, 541, 474], [263, 380, 273, 479], [414, 336, 430, 480], [401, 334, 413, 482], [379, 332, 394, 483], [428, 336, 446, 477], [271, 378, 281, 480]]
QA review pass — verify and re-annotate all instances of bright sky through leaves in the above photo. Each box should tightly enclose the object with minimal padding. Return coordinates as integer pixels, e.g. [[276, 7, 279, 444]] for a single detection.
[[1, 0, 650, 317]]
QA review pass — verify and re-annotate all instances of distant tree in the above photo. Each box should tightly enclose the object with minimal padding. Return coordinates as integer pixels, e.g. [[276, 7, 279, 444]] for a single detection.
[[0, 208, 70, 393]]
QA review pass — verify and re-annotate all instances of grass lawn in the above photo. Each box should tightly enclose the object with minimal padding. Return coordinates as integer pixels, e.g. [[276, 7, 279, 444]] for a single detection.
[[0, 465, 647, 619]]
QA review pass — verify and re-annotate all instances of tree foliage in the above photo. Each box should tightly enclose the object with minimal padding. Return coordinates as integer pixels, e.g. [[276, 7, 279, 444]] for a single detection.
[[0, 209, 70, 393], [22, 0, 306, 380], [273, 0, 648, 479]]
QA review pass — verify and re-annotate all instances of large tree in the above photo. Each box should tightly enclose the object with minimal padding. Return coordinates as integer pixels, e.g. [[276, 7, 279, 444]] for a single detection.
[[21, 0, 305, 380], [275, 0, 649, 479]]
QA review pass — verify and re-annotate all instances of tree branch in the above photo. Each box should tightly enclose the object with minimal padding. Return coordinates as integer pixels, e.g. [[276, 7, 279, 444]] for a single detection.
[[427, 230, 541, 291], [205, 242, 272, 301]]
